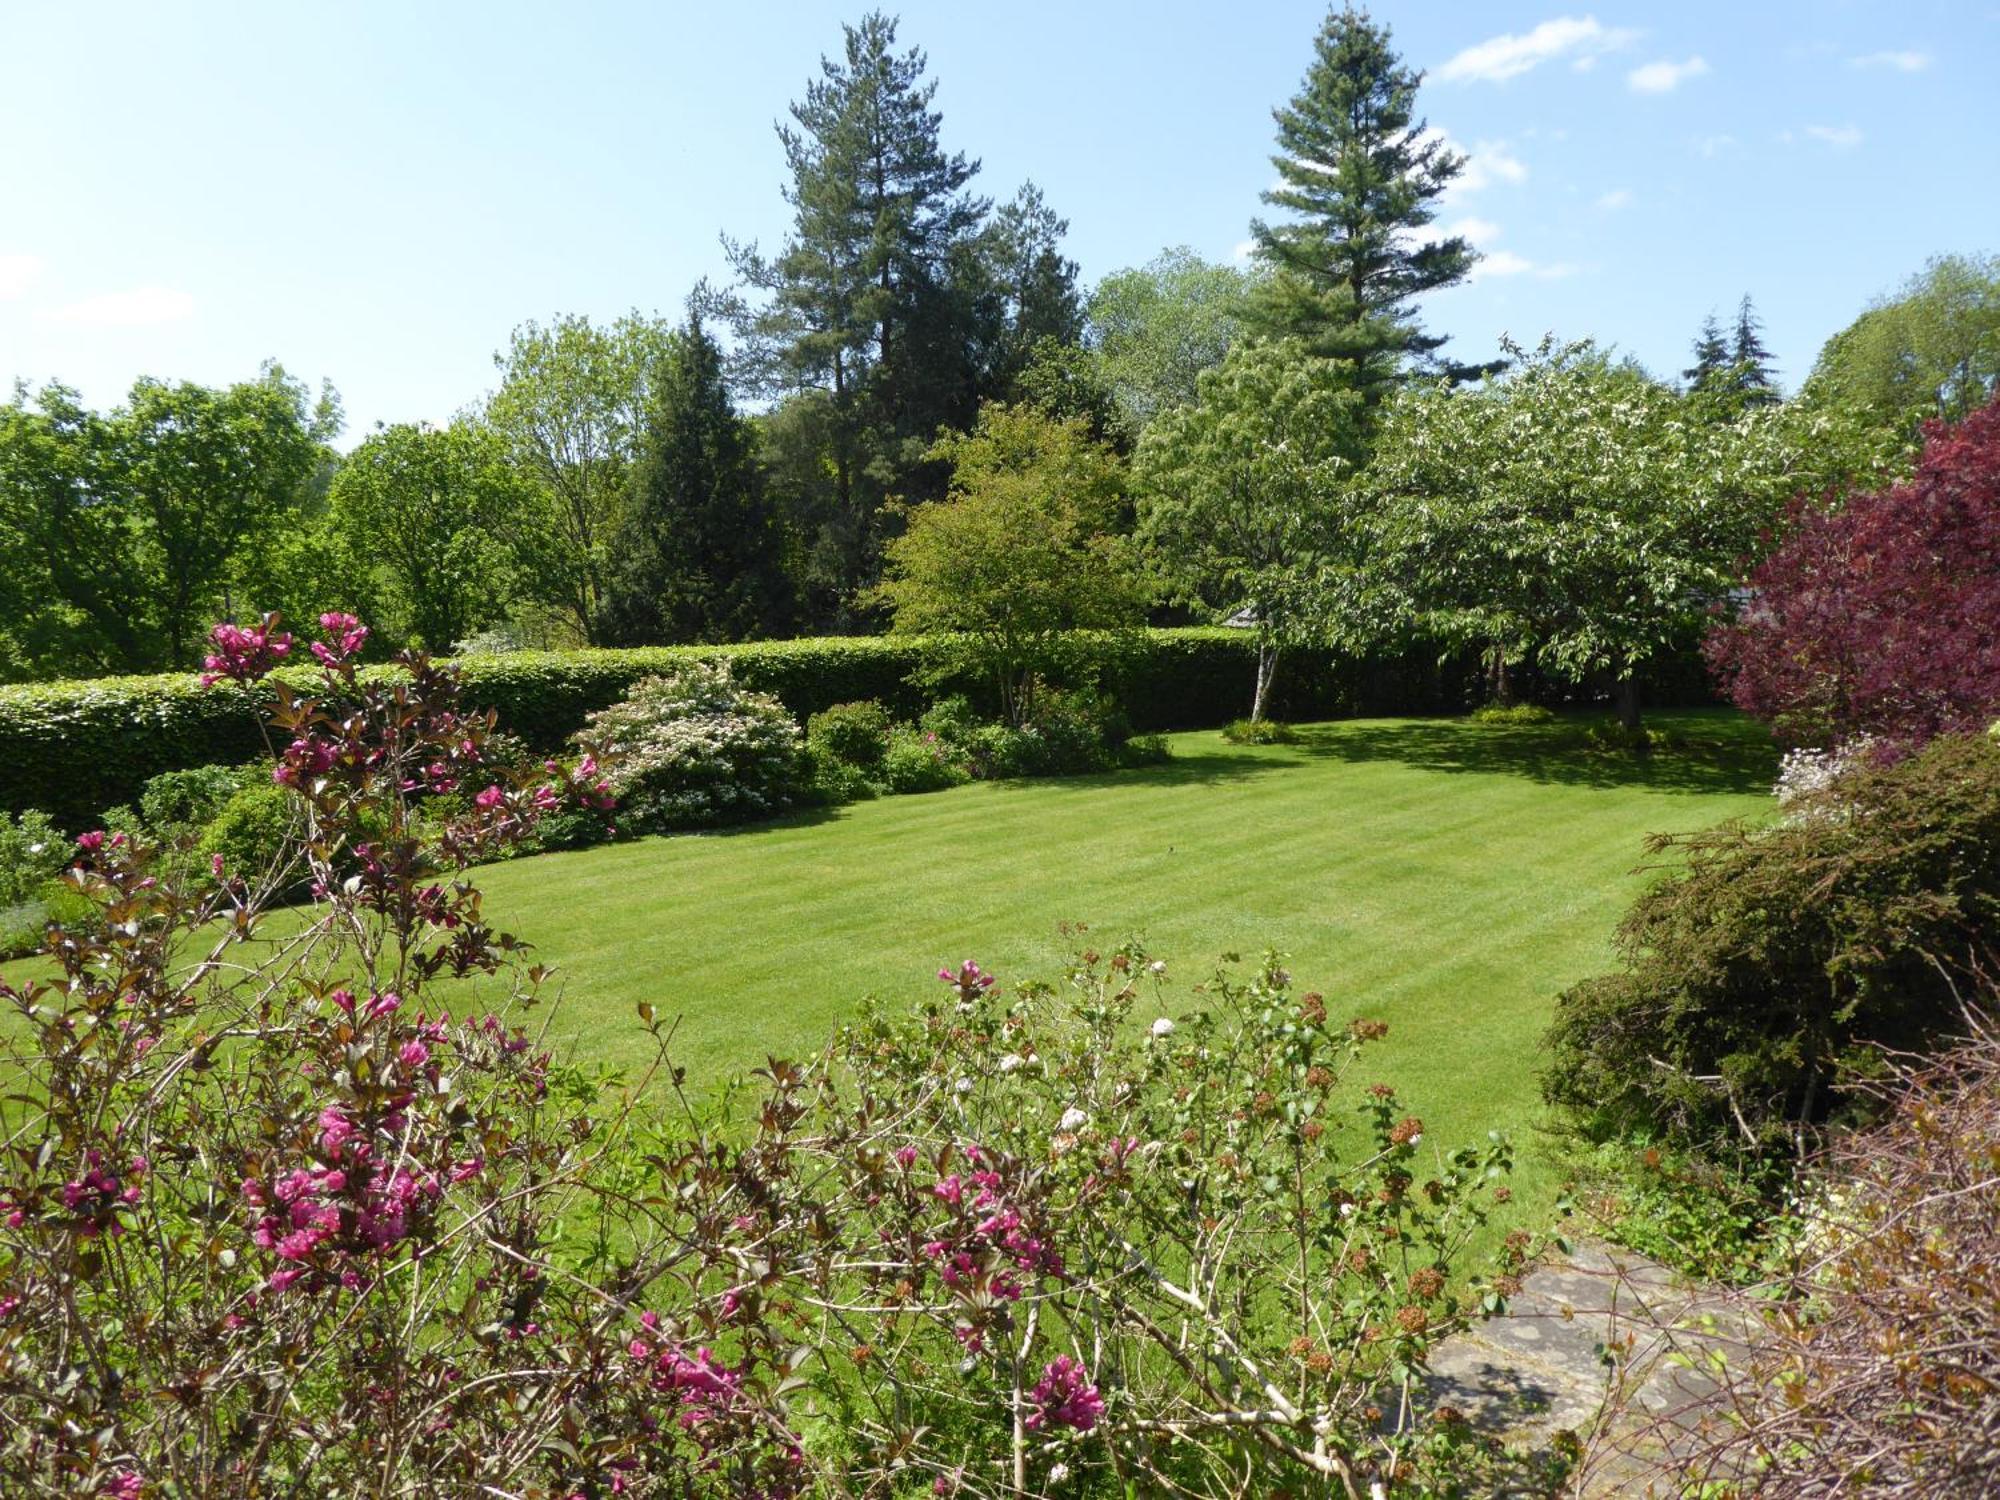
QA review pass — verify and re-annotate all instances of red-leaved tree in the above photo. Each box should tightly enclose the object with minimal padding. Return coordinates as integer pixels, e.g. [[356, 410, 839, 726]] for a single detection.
[[1706, 396, 2000, 747]]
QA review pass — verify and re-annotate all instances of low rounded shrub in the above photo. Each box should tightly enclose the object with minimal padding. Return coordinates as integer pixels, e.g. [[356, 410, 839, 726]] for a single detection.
[[1119, 731, 1173, 767], [799, 741, 878, 806], [1543, 730, 2000, 1154], [1469, 702, 1557, 726], [577, 661, 806, 832], [195, 777, 301, 886], [138, 763, 256, 834], [805, 698, 893, 769], [878, 726, 968, 794], [1223, 717, 1300, 744]]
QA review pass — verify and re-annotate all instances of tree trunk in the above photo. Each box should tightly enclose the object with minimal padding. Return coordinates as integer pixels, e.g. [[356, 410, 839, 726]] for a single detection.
[[1251, 641, 1280, 722], [1613, 675, 1642, 732], [1488, 644, 1514, 708]]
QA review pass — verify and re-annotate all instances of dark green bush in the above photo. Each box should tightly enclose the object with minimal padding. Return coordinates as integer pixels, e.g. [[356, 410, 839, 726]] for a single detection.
[[1222, 717, 1300, 745], [1469, 703, 1558, 726], [879, 728, 969, 794], [195, 779, 302, 887], [805, 699, 894, 769], [139, 763, 256, 833], [1543, 732, 2000, 1154], [799, 742, 878, 807], [1118, 732, 1173, 767]]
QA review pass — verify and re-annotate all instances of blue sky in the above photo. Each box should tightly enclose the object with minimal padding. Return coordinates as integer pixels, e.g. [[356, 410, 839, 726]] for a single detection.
[[3, 1, 1995, 439]]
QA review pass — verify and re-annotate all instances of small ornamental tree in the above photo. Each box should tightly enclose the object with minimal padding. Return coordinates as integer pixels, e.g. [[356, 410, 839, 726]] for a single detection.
[[1706, 396, 2000, 748], [873, 403, 1148, 724], [1136, 339, 1363, 719]]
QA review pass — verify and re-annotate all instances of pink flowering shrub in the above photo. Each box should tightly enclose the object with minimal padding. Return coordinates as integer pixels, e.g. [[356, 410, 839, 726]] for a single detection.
[[0, 613, 1547, 1497]]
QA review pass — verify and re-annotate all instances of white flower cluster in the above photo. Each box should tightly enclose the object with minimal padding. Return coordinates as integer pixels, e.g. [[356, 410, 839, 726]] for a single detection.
[[1774, 736, 1875, 818], [580, 663, 803, 831]]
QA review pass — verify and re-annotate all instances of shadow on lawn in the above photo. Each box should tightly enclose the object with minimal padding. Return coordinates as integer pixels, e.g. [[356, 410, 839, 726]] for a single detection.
[[1292, 715, 1779, 797], [980, 749, 1298, 795]]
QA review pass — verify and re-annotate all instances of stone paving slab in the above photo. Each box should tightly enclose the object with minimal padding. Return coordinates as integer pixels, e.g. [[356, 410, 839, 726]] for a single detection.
[[1420, 1239, 1755, 1496]]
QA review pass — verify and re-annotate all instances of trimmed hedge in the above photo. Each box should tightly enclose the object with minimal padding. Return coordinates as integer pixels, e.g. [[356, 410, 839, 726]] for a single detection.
[[0, 628, 1713, 828]]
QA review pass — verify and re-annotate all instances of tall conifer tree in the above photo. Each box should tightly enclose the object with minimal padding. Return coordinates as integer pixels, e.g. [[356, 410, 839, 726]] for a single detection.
[[601, 321, 794, 646], [726, 12, 988, 609], [1245, 5, 1474, 400], [1684, 313, 1731, 391], [1730, 294, 1780, 406]]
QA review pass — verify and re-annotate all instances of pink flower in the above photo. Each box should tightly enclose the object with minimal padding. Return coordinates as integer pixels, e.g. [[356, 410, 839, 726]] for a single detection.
[[398, 1039, 430, 1069], [1025, 1355, 1104, 1433], [75, 830, 105, 853], [474, 784, 506, 809], [200, 617, 293, 687]]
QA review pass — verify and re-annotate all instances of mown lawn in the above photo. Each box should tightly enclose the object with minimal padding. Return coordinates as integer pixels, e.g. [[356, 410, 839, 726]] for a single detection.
[[1, 711, 1776, 1231], [465, 709, 1777, 1225]]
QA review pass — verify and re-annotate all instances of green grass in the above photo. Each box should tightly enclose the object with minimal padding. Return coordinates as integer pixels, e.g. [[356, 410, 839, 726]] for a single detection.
[[1, 710, 1778, 1233], [467, 709, 1777, 1218]]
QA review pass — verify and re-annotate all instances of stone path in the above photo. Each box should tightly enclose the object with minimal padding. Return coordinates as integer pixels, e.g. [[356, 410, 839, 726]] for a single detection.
[[1424, 1239, 1759, 1496]]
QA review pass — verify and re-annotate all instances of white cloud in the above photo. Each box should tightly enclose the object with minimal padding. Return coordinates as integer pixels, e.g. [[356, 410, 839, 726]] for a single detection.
[[1628, 55, 1710, 93], [1445, 216, 1503, 247], [1696, 133, 1738, 157], [41, 286, 196, 325], [1436, 16, 1640, 84], [1595, 188, 1633, 210], [1850, 49, 1931, 71], [1471, 250, 1581, 281], [1231, 239, 1256, 264], [1805, 123, 1865, 147], [0, 253, 43, 300]]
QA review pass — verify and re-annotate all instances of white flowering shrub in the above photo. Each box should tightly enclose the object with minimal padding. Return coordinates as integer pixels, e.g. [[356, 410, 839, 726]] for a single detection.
[[579, 661, 807, 832], [1774, 736, 1876, 821]]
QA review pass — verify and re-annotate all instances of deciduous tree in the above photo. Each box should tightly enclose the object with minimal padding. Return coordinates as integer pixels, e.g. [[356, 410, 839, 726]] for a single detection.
[[1136, 339, 1363, 719], [1706, 396, 2000, 747], [872, 404, 1145, 723]]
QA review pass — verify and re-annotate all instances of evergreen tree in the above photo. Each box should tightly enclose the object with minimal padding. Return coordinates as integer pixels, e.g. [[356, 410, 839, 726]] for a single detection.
[[1245, 5, 1474, 399], [1683, 312, 1731, 392], [977, 182, 1085, 395], [725, 11, 988, 612], [600, 320, 795, 646], [1730, 294, 1780, 406]]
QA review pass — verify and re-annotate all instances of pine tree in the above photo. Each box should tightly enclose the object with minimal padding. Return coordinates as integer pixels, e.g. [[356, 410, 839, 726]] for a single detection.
[[1245, 5, 1474, 399], [725, 12, 988, 608], [1684, 313, 1731, 391], [1730, 294, 1780, 406], [977, 182, 1085, 395], [600, 320, 794, 646]]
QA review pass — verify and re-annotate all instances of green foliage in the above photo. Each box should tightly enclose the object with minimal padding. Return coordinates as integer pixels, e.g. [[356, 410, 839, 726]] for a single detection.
[[1808, 252, 2000, 437], [804, 699, 894, 769], [0, 629, 1509, 828], [577, 661, 806, 832], [1543, 731, 2000, 1154], [327, 421, 519, 650], [599, 319, 796, 646], [798, 741, 878, 806], [1137, 337, 1363, 718], [1469, 703, 1557, 726], [877, 725, 969, 793], [0, 369, 331, 676], [1359, 338, 1826, 724], [1568, 1138, 1803, 1284], [0, 808, 66, 908], [1245, 7, 1474, 392], [1223, 717, 1301, 744], [874, 403, 1148, 723], [1118, 731, 1173, 766], [138, 763, 255, 834], [195, 778, 300, 886], [484, 312, 678, 644], [1085, 247, 1251, 434]]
